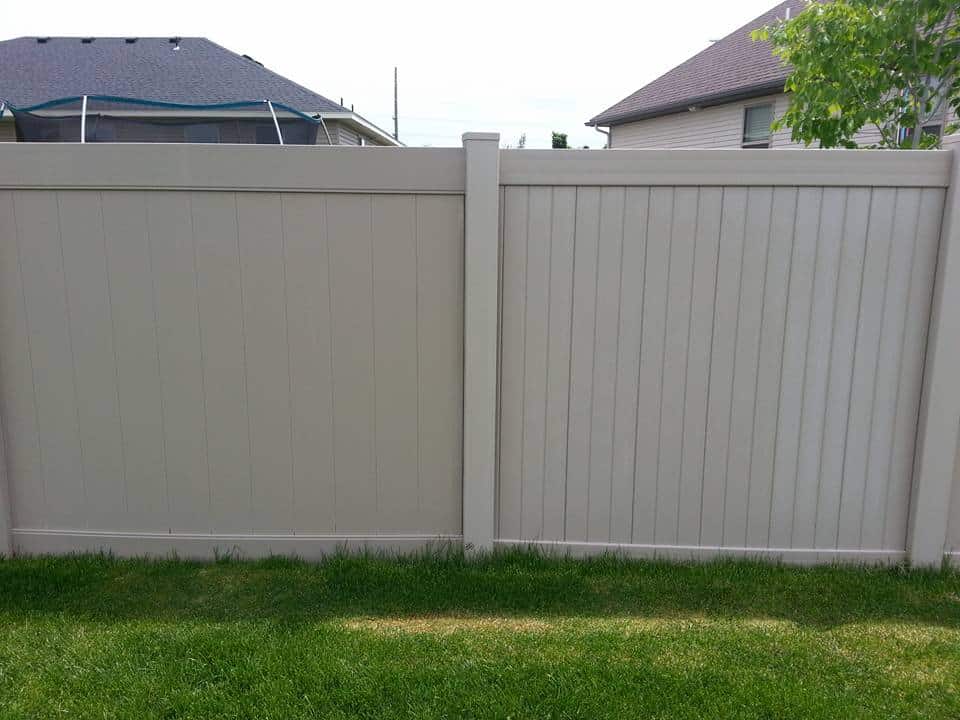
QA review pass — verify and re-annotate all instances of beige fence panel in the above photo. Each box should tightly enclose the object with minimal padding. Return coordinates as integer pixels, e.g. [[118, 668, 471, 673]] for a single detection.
[[2, 142, 960, 566], [0, 145, 464, 558], [496, 149, 951, 564]]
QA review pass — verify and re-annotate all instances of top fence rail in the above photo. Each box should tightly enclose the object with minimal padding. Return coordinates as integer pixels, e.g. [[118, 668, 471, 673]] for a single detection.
[[0, 144, 466, 194], [499, 148, 952, 187], [1, 145, 950, 194]]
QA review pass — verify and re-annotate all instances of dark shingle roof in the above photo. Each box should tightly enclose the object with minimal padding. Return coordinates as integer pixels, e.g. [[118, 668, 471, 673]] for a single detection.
[[0, 36, 347, 112], [589, 0, 807, 126]]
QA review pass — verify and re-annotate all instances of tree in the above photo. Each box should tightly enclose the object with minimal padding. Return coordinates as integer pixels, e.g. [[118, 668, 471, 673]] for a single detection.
[[551, 132, 569, 149], [517, 133, 527, 149], [753, 0, 959, 148]]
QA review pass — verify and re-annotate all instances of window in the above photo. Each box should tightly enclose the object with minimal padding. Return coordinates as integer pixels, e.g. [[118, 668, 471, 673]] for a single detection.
[[742, 104, 773, 148], [898, 124, 942, 146]]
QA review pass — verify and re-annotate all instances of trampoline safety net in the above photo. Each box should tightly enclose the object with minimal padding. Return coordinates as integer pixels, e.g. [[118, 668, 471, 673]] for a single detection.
[[7, 96, 323, 145]]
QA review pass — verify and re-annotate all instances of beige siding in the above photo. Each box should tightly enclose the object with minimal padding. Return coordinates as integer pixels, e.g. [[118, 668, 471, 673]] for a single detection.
[[0, 150, 464, 557], [498, 181, 944, 562], [608, 92, 947, 149], [335, 123, 362, 146], [316, 120, 390, 147], [608, 93, 799, 149]]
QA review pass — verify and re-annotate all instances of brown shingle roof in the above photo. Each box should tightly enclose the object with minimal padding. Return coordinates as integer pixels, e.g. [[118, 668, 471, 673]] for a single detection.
[[589, 0, 807, 126], [0, 36, 346, 112]]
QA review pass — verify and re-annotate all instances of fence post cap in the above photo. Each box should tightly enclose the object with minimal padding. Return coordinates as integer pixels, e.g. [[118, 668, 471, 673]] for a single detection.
[[462, 132, 500, 142]]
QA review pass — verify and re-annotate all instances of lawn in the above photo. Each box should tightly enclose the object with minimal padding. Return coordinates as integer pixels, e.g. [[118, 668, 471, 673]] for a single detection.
[[0, 551, 958, 719]]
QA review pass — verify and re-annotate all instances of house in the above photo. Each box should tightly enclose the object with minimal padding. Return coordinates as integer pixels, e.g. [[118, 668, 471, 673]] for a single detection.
[[0, 36, 399, 146], [587, 0, 958, 149]]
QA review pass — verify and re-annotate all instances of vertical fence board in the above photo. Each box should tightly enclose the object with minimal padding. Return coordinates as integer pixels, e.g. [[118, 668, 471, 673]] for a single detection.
[[58, 191, 126, 530], [520, 188, 552, 539], [950, 441, 960, 555], [867, 189, 921, 551], [192, 192, 252, 534], [609, 188, 649, 543], [498, 187, 528, 540], [814, 188, 869, 549], [839, 189, 894, 550], [700, 188, 746, 547], [101, 192, 167, 533], [745, 187, 795, 547], [656, 187, 698, 546], [237, 193, 293, 534], [372, 195, 420, 532], [146, 191, 208, 532], [884, 188, 943, 550], [416, 195, 464, 534], [677, 188, 722, 545], [565, 187, 601, 541], [542, 188, 576, 541], [326, 194, 377, 533], [587, 187, 625, 542], [0, 192, 44, 528], [632, 187, 674, 544], [792, 189, 846, 548], [723, 187, 772, 547], [768, 188, 821, 548], [15, 192, 86, 530], [281, 193, 335, 534]]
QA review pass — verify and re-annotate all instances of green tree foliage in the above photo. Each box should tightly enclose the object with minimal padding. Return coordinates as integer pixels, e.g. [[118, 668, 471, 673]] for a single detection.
[[753, 0, 959, 148], [551, 131, 569, 149]]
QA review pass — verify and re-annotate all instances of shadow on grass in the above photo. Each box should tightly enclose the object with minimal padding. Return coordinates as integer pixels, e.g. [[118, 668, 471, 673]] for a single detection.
[[0, 548, 957, 630]]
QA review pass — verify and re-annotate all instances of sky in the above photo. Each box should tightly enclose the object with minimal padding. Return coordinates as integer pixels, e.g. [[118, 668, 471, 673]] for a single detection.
[[3, 0, 780, 148]]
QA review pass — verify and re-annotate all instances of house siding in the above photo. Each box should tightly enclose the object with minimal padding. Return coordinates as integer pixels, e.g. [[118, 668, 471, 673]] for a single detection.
[[315, 120, 392, 147], [609, 92, 951, 150]]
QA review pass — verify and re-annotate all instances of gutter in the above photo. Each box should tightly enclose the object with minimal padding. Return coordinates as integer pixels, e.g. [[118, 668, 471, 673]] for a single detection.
[[592, 125, 610, 148], [317, 111, 403, 147]]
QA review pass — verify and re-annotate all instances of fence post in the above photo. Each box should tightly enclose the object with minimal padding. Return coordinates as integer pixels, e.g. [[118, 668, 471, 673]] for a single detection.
[[0, 415, 10, 556], [909, 146, 960, 567], [462, 132, 500, 553]]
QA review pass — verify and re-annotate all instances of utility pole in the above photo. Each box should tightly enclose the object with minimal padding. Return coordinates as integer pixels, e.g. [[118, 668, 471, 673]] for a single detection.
[[393, 67, 399, 141]]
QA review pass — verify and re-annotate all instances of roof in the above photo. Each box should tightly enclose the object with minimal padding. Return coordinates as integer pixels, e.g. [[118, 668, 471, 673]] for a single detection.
[[0, 36, 347, 112], [589, 0, 807, 126]]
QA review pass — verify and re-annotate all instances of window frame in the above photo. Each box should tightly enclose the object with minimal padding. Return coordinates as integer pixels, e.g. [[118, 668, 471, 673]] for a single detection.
[[742, 103, 774, 149]]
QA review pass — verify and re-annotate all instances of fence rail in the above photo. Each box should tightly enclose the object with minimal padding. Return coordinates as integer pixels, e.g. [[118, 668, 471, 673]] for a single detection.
[[0, 139, 959, 566]]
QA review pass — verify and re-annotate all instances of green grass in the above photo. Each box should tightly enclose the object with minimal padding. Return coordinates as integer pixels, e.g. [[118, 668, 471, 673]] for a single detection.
[[0, 551, 958, 719]]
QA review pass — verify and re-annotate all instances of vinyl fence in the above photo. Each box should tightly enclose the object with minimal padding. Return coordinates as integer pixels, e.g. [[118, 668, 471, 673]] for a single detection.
[[1, 139, 959, 566], [0, 144, 465, 558]]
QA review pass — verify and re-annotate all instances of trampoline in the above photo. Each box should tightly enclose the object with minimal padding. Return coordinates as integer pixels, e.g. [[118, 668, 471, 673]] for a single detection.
[[0, 95, 330, 145]]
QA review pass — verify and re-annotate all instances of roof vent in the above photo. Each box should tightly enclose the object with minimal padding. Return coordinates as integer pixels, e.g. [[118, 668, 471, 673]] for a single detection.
[[242, 54, 263, 66], [169, 37, 181, 51], [36, 37, 49, 44], [81, 37, 94, 44], [125, 37, 138, 44]]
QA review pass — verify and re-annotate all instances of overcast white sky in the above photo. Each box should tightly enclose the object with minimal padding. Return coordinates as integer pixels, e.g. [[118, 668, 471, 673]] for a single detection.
[[4, 0, 779, 148]]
